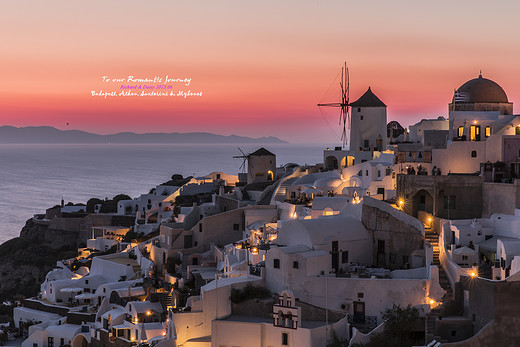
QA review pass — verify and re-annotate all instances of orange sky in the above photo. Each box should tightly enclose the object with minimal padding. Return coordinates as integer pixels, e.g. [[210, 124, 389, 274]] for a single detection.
[[1, 0, 520, 143]]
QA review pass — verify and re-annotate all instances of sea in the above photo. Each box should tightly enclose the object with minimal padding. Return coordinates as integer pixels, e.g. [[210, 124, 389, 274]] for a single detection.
[[0, 143, 327, 244]]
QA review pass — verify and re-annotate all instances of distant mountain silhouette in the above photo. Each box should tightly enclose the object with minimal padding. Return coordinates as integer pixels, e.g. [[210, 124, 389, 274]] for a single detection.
[[0, 126, 288, 144]]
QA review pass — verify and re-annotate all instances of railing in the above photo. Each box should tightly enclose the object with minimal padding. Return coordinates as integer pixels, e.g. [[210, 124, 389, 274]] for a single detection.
[[249, 265, 262, 277], [347, 314, 377, 328]]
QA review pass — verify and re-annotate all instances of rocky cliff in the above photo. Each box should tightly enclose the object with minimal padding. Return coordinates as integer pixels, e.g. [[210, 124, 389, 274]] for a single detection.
[[0, 218, 78, 301]]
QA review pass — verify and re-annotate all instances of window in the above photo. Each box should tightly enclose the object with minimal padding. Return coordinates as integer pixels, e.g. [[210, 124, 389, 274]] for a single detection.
[[342, 251, 349, 264], [365, 170, 369, 176], [60, 338, 64, 346], [462, 255, 468, 261], [389, 253, 396, 263], [377, 240, 385, 253], [199, 224, 202, 233], [357, 292, 364, 298], [358, 170, 362, 176], [357, 107, 361, 112], [458, 126, 464, 137], [293, 261, 299, 269], [418, 152, 423, 159], [48, 337, 54, 347], [386, 168, 392, 176], [360, 115, 364, 120], [282, 332, 289, 345], [443, 195, 456, 209], [377, 170, 381, 177], [364, 140, 369, 148], [274, 259, 280, 269], [485, 126, 491, 137], [471, 150, 477, 158], [33, 344, 38, 347], [233, 223, 240, 231], [470, 125, 481, 141]]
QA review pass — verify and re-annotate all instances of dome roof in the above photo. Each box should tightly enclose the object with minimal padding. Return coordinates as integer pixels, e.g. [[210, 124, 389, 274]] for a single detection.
[[454, 74, 508, 104]]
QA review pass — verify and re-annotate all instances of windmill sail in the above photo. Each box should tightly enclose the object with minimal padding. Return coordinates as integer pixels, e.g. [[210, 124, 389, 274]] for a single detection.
[[318, 62, 350, 148]]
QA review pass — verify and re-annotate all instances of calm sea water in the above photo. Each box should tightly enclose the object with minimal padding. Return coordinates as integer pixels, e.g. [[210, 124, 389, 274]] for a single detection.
[[0, 143, 326, 244]]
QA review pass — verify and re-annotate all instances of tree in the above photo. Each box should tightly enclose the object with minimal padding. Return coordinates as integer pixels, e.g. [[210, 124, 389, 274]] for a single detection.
[[86, 198, 103, 213], [352, 304, 422, 347]]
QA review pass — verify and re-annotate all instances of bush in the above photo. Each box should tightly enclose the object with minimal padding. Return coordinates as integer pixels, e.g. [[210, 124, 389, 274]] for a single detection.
[[352, 304, 422, 347]]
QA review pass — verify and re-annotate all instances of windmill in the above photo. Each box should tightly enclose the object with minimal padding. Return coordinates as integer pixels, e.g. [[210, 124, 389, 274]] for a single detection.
[[233, 147, 251, 173], [233, 147, 253, 184], [318, 62, 350, 148]]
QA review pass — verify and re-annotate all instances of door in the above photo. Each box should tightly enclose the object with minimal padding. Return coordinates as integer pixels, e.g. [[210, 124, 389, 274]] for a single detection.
[[353, 301, 365, 323], [331, 241, 339, 273], [470, 125, 481, 141]]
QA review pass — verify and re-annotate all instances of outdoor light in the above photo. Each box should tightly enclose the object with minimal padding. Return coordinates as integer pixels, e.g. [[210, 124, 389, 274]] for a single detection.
[[251, 247, 259, 255], [470, 272, 476, 277], [428, 217, 432, 222], [473, 120, 477, 124], [146, 310, 152, 316], [399, 199, 404, 207], [429, 299, 435, 305]]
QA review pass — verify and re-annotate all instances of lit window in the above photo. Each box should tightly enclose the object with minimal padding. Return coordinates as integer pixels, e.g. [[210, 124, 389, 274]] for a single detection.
[[485, 126, 491, 137], [470, 125, 480, 141], [458, 126, 464, 137]]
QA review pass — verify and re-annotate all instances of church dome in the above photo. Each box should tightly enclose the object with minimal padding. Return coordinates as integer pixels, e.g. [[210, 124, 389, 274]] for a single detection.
[[454, 74, 508, 104]]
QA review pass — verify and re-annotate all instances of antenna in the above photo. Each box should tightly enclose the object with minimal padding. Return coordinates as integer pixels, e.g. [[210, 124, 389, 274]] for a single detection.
[[318, 62, 350, 148]]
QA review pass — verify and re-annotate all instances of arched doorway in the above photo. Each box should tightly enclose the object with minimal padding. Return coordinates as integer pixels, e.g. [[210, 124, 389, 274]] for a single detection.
[[325, 156, 338, 170], [71, 334, 89, 347]]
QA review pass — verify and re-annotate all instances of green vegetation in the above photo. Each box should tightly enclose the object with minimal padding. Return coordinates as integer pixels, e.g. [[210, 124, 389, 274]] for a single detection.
[[86, 194, 131, 213], [161, 174, 193, 187], [350, 304, 422, 347], [229, 284, 271, 304]]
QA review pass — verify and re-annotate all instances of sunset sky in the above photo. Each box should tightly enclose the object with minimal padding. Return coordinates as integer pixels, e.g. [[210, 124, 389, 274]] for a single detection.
[[1, 0, 520, 143]]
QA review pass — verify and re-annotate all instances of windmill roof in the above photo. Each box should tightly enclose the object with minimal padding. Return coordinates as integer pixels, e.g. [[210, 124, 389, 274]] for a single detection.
[[349, 87, 386, 107], [249, 148, 275, 157]]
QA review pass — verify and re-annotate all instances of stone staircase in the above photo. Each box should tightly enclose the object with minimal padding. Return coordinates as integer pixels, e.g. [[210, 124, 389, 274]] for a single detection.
[[425, 230, 453, 345], [272, 177, 298, 203], [425, 230, 453, 300]]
